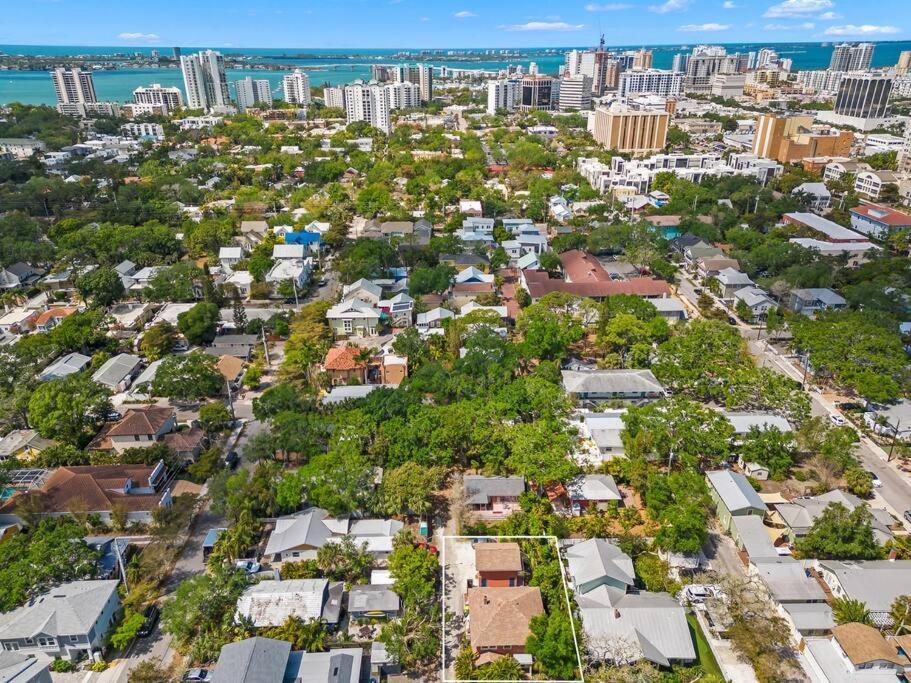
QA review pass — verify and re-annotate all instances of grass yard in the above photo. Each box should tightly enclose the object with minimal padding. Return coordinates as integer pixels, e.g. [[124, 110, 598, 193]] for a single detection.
[[687, 613, 725, 680]]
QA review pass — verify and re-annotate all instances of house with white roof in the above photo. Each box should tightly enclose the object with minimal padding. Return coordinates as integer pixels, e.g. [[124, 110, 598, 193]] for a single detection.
[[38, 352, 91, 382], [0, 580, 120, 661], [791, 182, 831, 213], [219, 247, 244, 272], [714, 267, 754, 301], [803, 623, 909, 683], [415, 307, 454, 332], [235, 579, 343, 628], [562, 369, 665, 403], [454, 266, 494, 285], [341, 279, 382, 306], [225, 271, 253, 298], [575, 410, 627, 462], [91, 353, 142, 392], [733, 286, 776, 318], [816, 560, 911, 627], [706, 469, 768, 534], [271, 244, 305, 260]]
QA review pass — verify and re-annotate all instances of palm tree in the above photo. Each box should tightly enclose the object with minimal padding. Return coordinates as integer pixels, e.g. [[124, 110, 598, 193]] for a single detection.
[[832, 597, 871, 625]]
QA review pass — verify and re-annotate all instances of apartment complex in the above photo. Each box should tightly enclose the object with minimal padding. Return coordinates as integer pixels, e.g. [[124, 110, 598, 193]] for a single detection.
[[343, 82, 391, 133], [234, 77, 272, 112], [323, 86, 345, 110], [51, 68, 96, 106], [392, 63, 433, 102], [752, 114, 853, 163], [558, 74, 593, 111], [180, 50, 231, 111], [282, 69, 311, 105], [618, 70, 682, 98], [588, 105, 669, 156], [519, 75, 555, 111], [487, 78, 521, 115], [828, 42, 875, 72], [132, 84, 184, 114]]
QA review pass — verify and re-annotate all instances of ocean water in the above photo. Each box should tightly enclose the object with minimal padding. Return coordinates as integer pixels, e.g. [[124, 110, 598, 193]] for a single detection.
[[2, 41, 910, 105]]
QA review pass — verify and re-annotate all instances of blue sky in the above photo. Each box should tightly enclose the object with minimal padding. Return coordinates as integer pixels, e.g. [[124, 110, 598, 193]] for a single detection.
[[3, 0, 907, 48]]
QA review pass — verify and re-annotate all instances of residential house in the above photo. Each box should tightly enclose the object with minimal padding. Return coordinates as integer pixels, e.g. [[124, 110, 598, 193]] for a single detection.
[[782, 212, 868, 243], [651, 297, 688, 322], [378, 353, 408, 385], [576, 410, 627, 462], [114, 260, 137, 288], [378, 292, 414, 328], [216, 354, 246, 390], [723, 412, 792, 441], [683, 244, 724, 269], [271, 244, 306, 261], [0, 430, 55, 463], [0, 652, 52, 683], [792, 182, 831, 213], [817, 560, 911, 627], [320, 384, 393, 406], [0, 462, 172, 524], [466, 587, 544, 659], [34, 307, 76, 333], [89, 407, 176, 454], [327, 299, 382, 337], [850, 203, 911, 239], [863, 400, 911, 440], [235, 579, 343, 628], [283, 230, 322, 252], [37, 352, 91, 382], [380, 221, 414, 239], [415, 307, 454, 332], [438, 253, 490, 269], [237, 220, 269, 249], [803, 623, 909, 683], [0, 580, 120, 661], [855, 170, 898, 200], [714, 268, 754, 301], [561, 369, 665, 403], [772, 490, 894, 546], [823, 159, 871, 182], [225, 271, 253, 298], [474, 542, 524, 588], [341, 279, 383, 306], [219, 246, 244, 272], [347, 585, 400, 620], [670, 233, 710, 257], [128, 267, 164, 293], [212, 637, 362, 683], [566, 539, 695, 667], [790, 237, 880, 267], [0, 308, 38, 335], [516, 252, 540, 271], [108, 302, 156, 331], [162, 427, 207, 466], [210, 335, 258, 359], [788, 288, 847, 315], [262, 507, 403, 563], [733, 286, 776, 318], [750, 557, 828, 604], [266, 258, 311, 290], [464, 475, 525, 519], [91, 353, 142, 392], [321, 346, 368, 385], [459, 200, 483, 217], [696, 256, 740, 279], [555, 475, 622, 516], [706, 470, 768, 534], [0, 269, 22, 290], [729, 515, 779, 562]]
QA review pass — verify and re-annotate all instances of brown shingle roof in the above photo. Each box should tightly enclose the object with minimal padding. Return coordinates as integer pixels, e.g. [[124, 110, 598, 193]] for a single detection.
[[832, 623, 909, 667], [162, 427, 206, 453], [451, 282, 495, 294], [107, 407, 175, 437], [216, 354, 245, 381], [474, 542, 522, 573], [523, 269, 670, 299], [323, 346, 367, 371], [559, 250, 610, 283], [467, 587, 543, 649]]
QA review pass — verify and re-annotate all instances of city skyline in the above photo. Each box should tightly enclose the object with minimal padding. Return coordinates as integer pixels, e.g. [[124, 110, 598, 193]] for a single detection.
[[2, 0, 908, 49]]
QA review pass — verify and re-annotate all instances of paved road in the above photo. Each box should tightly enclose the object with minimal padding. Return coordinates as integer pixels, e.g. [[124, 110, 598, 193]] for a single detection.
[[676, 269, 911, 525]]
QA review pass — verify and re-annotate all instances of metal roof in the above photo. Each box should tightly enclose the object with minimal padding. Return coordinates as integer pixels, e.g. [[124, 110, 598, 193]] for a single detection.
[[752, 558, 826, 603], [91, 353, 141, 388], [235, 579, 339, 627], [562, 369, 665, 396], [566, 538, 635, 591], [818, 560, 911, 613], [706, 470, 767, 514]]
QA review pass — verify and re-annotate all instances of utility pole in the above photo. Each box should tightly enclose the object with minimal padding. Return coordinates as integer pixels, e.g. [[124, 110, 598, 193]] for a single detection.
[[226, 378, 235, 420], [888, 419, 901, 462], [261, 325, 270, 366], [115, 539, 129, 593]]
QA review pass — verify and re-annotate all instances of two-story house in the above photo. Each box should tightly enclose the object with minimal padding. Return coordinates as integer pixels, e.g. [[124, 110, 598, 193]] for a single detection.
[[463, 475, 526, 519], [474, 542, 524, 588]]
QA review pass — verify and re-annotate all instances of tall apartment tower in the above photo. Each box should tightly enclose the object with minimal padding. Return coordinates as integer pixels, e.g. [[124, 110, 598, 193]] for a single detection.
[[133, 84, 184, 113], [487, 78, 521, 115], [180, 50, 230, 110], [588, 105, 669, 156], [558, 74, 593, 111], [234, 77, 272, 112], [283, 69, 311, 105], [631, 49, 654, 71], [830, 42, 875, 72], [897, 51, 911, 74], [51, 68, 97, 105], [392, 64, 433, 102], [671, 54, 689, 74], [564, 50, 582, 76], [618, 70, 682, 98], [343, 82, 391, 133], [323, 86, 345, 110], [579, 49, 611, 95], [385, 81, 421, 110], [519, 75, 555, 111]]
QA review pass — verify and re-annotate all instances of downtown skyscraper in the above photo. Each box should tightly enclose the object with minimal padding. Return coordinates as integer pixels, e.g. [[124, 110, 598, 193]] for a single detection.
[[180, 50, 231, 111]]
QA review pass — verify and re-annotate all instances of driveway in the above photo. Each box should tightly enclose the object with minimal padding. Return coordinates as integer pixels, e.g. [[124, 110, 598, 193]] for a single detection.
[[442, 537, 477, 680]]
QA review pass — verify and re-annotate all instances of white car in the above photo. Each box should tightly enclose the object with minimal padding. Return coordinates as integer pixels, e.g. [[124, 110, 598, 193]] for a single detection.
[[235, 560, 262, 574], [867, 471, 883, 488], [830, 413, 846, 427]]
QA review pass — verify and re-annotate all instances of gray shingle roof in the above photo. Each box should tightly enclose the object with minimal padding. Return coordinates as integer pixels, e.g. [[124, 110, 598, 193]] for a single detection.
[[91, 353, 141, 388], [463, 475, 525, 505], [0, 580, 119, 639], [213, 637, 291, 683], [347, 585, 400, 613], [752, 558, 827, 603], [284, 648, 363, 683], [566, 538, 635, 591], [818, 560, 911, 613], [263, 509, 335, 556], [561, 369, 664, 396]]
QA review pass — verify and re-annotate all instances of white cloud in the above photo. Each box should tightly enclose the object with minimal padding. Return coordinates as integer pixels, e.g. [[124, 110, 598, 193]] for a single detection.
[[818, 11, 840, 19], [763, 0, 831, 18], [649, 0, 689, 14], [117, 32, 160, 41], [765, 21, 815, 29], [502, 21, 586, 31], [453, 10, 476, 17], [824, 23, 901, 35], [722, 1, 737, 7], [679, 22, 730, 31], [584, 2, 632, 10]]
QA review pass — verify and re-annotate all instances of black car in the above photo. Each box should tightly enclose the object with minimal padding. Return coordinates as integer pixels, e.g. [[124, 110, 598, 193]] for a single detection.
[[727, 316, 738, 326], [137, 604, 159, 638], [224, 450, 239, 470], [904, 509, 911, 524]]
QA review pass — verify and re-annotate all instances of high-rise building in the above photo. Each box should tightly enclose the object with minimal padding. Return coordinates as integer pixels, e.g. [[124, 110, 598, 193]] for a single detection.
[[823, 73, 893, 130], [323, 86, 345, 110], [897, 51, 911, 74], [283, 69, 311, 105], [684, 48, 740, 93], [671, 54, 689, 74], [344, 82, 391, 133], [830, 42, 875, 72], [370, 65, 396, 82], [133, 83, 184, 113], [519, 75, 555, 111], [579, 47, 611, 95], [234, 77, 272, 112], [630, 49, 654, 71], [588, 105, 669, 156], [618, 70, 682, 98], [797, 69, 847, 95], [391, 64, 433, 102], [564, 50, 582, 76], [752, 113, 853, 162], [558, 74, 592, 111], [51, 68, 97, 106], [173, 47, 182, 59], [385, 81, 421, 110], [487, 78, 521, 115], [180, 50, 231, 111], [756, 48, 778, 69]]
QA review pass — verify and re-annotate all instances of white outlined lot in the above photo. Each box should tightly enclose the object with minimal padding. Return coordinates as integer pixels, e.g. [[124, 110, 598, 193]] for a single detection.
[[441, 534, 586, 683]]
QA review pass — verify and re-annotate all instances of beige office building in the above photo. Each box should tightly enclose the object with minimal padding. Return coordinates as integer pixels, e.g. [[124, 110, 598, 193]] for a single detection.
[[588, 105, 669, 156]]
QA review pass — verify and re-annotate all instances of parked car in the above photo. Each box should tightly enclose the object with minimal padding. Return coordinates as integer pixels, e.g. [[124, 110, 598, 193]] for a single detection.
[[830, 413, 846, 427], [136, 604, 159, 638], [683, 584, 716, 603], [866, 471, 883, 488], [318, 278, 328, 287], [727, 316, 737, 326], [183, 670, 212, 682], [236, 559, 262, 574], [904, 510, 911, 524], [224, 450, 239, 470]]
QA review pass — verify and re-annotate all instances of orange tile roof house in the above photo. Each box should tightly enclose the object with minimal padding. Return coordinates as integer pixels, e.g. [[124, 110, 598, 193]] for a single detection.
[[34, 306, 76, 333], [0, 462, 172, 524], [520, 269, 670, 303], [466, 586, 544, 657], [322, 347, 368, 385], [474, 542, 524, 588], [88, 407, 177, 454]]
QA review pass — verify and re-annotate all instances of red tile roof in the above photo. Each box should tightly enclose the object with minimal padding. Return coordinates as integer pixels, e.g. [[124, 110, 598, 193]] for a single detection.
[[34, 307, 76, 327], [323, 346, 367, 371], [559, 250, 610, 283], [850, 203, 911, 226], [523, 269, 670, 299], [451, 282, 495, 294]]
